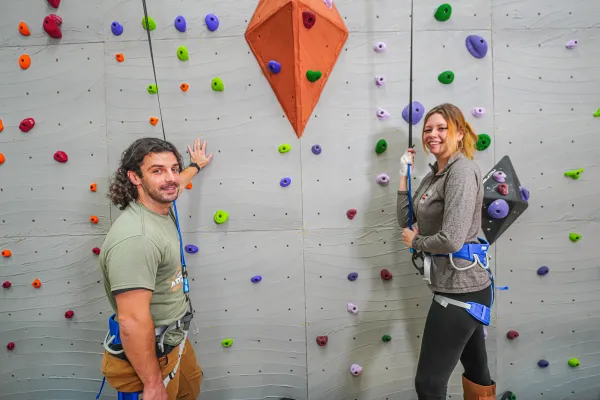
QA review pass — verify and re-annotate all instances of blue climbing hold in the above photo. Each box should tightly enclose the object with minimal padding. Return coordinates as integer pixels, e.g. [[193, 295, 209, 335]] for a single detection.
[[205, 14, 219, 31], [466, 35, 488, 59], [251, 275, 262, 283], [537, 266, 549, 276], [280, 177, 291, 187], [185, 244, 198, 253], [268, 60, 281, 74], [538, 359, 549, 368], [174, 15, 187, 32], [311, 144, 322, 155], [111, 21, 123, 36], [347, 272, 358, 281]]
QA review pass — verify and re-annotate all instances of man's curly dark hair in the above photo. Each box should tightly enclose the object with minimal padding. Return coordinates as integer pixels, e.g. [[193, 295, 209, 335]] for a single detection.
[[108, 137, 184, 210]]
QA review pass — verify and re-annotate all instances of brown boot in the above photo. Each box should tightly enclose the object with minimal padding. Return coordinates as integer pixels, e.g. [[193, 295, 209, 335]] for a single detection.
[[462, 374, 496, 400]]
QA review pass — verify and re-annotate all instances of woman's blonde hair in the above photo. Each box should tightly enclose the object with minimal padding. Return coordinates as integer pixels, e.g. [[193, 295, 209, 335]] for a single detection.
[[421, 103, 478, 160]]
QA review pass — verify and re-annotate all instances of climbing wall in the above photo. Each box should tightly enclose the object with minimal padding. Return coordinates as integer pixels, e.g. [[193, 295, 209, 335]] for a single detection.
[[1, 1, 599, 400]]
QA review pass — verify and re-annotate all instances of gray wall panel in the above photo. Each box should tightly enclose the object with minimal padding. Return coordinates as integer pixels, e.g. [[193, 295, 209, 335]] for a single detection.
[[414, 0, 491, 32], [492, 0, 600, 30]]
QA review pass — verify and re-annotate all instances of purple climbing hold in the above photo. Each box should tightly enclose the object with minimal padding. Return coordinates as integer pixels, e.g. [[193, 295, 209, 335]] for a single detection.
[[111, 21, 123, 36], [373, 42, 387, 53], [376, 108, 391, 120], [565, 39, 578, 49], [402, 101, 425, 125], [268, 60, 281, 74], [323, 0, 333, 9], [185, 244, 198, 253], [205, 14, 219, 32], [493, 171, 506, 183], [251, 275, 262, 283], [174, 15, 187, 32], [472, 107, 485, 117], [537, 266, 549, 276], [538, 359, 549, 368], [488, 199, 510, 219], [466, 35, 488, 59], [376, 173, 390, 186], [347, 272, 358, 281], [311, 144, 322, 155], [519, 186, 530, 202], [280, 177, 291, 187], [374, 76, 385, 87]]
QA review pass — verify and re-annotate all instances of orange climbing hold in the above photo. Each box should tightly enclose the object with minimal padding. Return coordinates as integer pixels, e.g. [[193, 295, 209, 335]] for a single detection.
[[149, 117, 159, 126], [245, 0, 348, 138], [1, 250, 11, 257], [90, 183, 97, 192], [0, 153, 5, 165], [0, 119, 3, 132], [19, 54, 31, 70], [115, 53, 124, 63], [185, 182, 193, 189], [180, 82, 190, 92], [18, 21, 30, 36], [32, 278, 41, 288], [90, 216, 99, 224]]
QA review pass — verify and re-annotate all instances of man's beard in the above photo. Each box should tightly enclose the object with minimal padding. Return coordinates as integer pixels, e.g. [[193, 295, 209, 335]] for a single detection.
[[141, 178, 179, 204]]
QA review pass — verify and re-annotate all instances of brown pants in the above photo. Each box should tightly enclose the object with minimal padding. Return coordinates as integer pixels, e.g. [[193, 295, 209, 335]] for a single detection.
[[101, 338, 202, 399]]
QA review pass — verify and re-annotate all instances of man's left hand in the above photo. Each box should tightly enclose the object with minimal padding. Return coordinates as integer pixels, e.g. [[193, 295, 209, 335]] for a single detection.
[[402, 227, 418, 248], [188, 138, 213, 170]]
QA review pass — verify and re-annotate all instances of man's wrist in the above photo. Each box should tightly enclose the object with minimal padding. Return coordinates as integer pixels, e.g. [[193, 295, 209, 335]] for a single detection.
[[189, 162, 201, 173]]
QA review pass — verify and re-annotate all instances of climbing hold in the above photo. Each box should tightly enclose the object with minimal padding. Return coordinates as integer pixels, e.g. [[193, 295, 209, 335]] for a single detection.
[[564, 168, 583, 180], [346, 209, 357, 220], [211, 77, 224, 91], [373, 42, 387, 53], [205, 14, 219, 32], [268, 60, 281, 74], [347, 303, 358, 313], [434, 3, 452, 21], [90, 183, 97, 192], [221, 338, 233, 347], [593, 108, 600, 117], [376, 108, 391, 120], [438, 70, 455, 84], [174, 15, 187, 32], [280, 177, 292, 187], [185, 182, 192, 190], [32, 278, 41, 288], [506, 330, 519, 340], [1, 250, 11, 257], [493, 171, 506, 183], [115, 53, 124, 62], [306, 70, 322, 82], [311, 144, 322, 155], [90, 216, 99, 224], [316, 336, 328, 346], [251, 275, 262, 283], [350, 364, 363, 376], [569, 232, 581, 242], [303, 10, 316, 29], [177, 46, 189, 61], [376, 173, 390, 186], [380, 268, 393, 280], [147, 84, 158, 94], [402, 101, 425, 125], [568, 358, 580, 367], [64, 310, 74, 319], [180, 83, 189, 92], [18, 21, 31, 36], [278, 144, 291, 153], [0, 153, 4, 165], [149, 117, 159, 126], [54, 151, 68, 163], [47, 0, 60, 8], [0, 119, 3, 132], [19, 118, 35, 132], [43, 14, 63, 39], [476, 134, 491, 151], [537, 266, 549, 276], [497, 183, 509, 196], [382, 334, 392, 342], [92, 247, 101, 255], [565, 40, 578, 49], [6, 342, 15, 351], [19, 54, 31, 70], [472, 107, 485, 117], [347, 272, 358, 281], [487, 199, 509, 219], [501, 392, 517, 400], [185, 245, 199, 254], [2, 281, 11, 289], [323, 0, 333, 9], [465, 35, 488, 59], [111, 21, 123, 36], [375, 76, 385, 87], [142, 16, 156, 31], [375, 139, 387, 154], [538, 359, 549, 368], [214, 210, 229, 224]]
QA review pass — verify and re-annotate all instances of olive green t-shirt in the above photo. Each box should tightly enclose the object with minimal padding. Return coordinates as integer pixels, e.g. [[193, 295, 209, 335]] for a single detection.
[[99, 201, 188, 347]]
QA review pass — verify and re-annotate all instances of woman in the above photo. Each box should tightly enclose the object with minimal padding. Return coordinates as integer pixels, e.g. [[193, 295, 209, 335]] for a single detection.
[[397, 103, 495, 399]]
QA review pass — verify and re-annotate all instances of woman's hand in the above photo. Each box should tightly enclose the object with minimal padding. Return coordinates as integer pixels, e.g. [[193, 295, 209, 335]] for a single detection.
[[399, 147, 415, 177], [402, 227, 419, 248], [188, 138, 213, 169]]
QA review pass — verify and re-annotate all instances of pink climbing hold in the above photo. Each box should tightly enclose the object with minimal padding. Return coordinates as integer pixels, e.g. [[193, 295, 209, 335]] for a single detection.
[[19, 118, 35, 132], [506, 330, 519, 340], [6, 342, 15, 351], [53, 151, 68, 163], [380, 268, 393, 281], [64, 310, 74, 319], [346, 209, 357, 220], [565, 40, 578, 49], [2, 281, 11, 289], [350, 364, 363, 376], [43, 14, 63, 39], [92, 247, 101, 255], [47, 0, 61, 8]]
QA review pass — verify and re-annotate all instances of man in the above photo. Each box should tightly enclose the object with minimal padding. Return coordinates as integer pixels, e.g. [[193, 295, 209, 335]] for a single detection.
[[99, 137, 213, 400]]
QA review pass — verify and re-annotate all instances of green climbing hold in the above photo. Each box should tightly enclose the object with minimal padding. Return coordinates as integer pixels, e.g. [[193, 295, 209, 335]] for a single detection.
[[211, 77, 224, 92], [434, 3, 452, 21], [177, 46, 189, 61], [593, 108, 600, 117], [569, 232, 581, 242], [147, 84, 158, 94], [475, 134, 491, 151], [214, 209, 229, 224], [568, 358, 580, 367], [382, 335, 392, 342], [564, 168, 583, 180], [500, 392, 517, 400], [278, 144, 291, 153], [221, 338, 234, 347], [142, 16, 156, 31], [438, 70, 455, 84], [306, 70, 322, 82], [375, 139, 387, 155]]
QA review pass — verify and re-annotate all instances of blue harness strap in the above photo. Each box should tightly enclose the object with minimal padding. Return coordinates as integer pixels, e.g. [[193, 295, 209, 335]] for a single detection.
[[434, 237, 490, 267]]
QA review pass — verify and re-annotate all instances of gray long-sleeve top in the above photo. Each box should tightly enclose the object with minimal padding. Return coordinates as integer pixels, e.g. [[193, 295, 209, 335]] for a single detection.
[[397, 152, 491, 294]]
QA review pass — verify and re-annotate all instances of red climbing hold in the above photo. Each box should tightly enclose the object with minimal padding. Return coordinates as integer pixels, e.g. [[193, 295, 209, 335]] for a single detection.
[[346, 209, 357, 220], [0, 153, 5, 165], [32, 278, 41, 288], [302, 10, 316, 29], [43, 14, 63, 39], [92, 247, 101, 255], [316, 336, 328, 346], [90, 216, 99, 224], [47, 0, 61, 8], [497, 183, 509, 196], [54, 151, 68, 163], [19, 118, 35, 132], [380, 268, 393, 281], [64, 310, 74, 319], [506, 330, 519, 340], [2, 281, 11, 289], [6, 342, 15, 351]]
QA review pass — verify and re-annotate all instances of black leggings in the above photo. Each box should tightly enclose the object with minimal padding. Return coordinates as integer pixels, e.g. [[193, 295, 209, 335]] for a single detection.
[[415, 285, 493, 399]]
